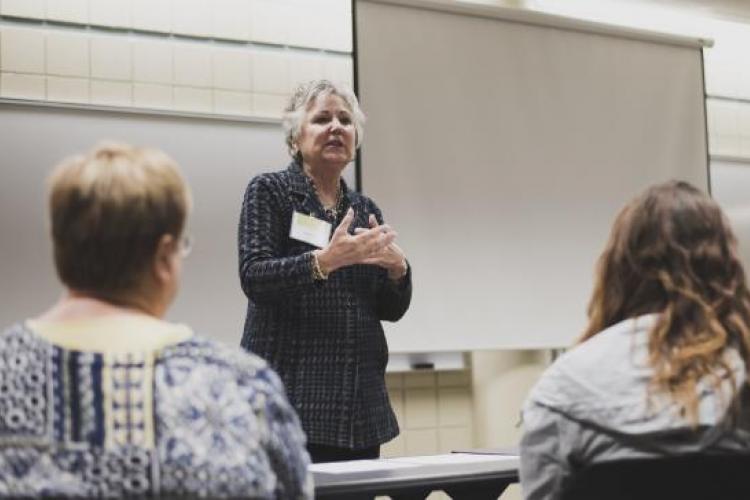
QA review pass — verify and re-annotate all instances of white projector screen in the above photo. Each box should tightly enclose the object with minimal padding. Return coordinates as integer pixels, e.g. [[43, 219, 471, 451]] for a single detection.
[[355, 0, 709, 351]]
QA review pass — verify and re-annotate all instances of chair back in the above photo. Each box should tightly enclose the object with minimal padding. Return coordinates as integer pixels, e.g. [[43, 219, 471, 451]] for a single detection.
[[560, 454, 750, 500]]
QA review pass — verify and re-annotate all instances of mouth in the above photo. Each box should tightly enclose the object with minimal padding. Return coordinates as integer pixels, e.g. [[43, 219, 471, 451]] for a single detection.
[[325, 139, 344, 148]]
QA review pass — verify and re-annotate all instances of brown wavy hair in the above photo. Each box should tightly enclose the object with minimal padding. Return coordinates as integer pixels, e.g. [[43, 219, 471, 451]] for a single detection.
[[581, 180, 750, 422]]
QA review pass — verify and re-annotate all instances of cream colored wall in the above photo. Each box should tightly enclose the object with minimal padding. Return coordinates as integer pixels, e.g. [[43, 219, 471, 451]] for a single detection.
[[471, 351, 548, 500], [471, 351, 547, 448], [382, 358, 548, 500], [0, 0, 352, 117], [383, 370, 474, 457], [381, 352, 547, 457], [380, 353, 545, 500]]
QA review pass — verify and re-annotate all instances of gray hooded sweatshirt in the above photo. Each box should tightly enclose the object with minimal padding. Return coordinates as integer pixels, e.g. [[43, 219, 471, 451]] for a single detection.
[[520, 314, 750, 500]]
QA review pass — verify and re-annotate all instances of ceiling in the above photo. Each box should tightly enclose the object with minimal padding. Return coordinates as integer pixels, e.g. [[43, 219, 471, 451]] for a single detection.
[[513, 0, 750, 22], [644, 0, 750, 21]]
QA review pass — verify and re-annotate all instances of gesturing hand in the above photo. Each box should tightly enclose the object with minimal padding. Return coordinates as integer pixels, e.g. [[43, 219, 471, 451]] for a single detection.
[[356, 214, 408, 281], [315, 208, 396, 275]]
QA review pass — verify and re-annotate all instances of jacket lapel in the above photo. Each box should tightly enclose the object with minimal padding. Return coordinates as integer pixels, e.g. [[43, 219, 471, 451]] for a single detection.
[[342, 183, 367, 230], [287, 161, 321, 216], [287, 160, 366, 231]]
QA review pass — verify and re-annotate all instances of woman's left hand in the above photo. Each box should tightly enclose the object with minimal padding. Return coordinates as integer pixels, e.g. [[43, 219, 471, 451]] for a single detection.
[[356, 215, 408, 281]]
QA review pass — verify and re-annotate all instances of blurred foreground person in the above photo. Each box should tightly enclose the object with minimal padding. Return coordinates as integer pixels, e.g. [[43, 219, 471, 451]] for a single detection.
[[0, 143, 312, 498]]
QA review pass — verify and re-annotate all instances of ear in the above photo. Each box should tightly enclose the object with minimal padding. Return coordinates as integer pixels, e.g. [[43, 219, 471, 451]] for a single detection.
[[152, 234, 177, 285]]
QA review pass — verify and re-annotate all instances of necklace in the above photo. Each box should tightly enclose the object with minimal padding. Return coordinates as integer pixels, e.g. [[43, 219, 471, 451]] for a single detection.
[[322, 184, 344, 220], [305, 170, 345, 220]]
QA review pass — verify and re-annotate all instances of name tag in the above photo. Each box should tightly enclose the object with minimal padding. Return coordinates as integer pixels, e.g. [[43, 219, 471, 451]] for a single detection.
[[289, 211, 332, 248]]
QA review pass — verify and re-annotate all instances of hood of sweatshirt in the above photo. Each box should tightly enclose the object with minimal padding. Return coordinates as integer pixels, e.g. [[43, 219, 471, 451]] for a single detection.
[[525, 314, 748, 446]]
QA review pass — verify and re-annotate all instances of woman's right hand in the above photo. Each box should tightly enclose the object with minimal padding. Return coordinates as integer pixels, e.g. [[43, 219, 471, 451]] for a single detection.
[[315, 208, 396, 275]]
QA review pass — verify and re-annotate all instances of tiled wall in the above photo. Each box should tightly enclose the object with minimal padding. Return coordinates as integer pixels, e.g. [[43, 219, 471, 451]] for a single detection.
[[383, 370, 474, 458], [381, 370, 475, 500], [0, 0, 353, 118], [703, 19, 750, 159]]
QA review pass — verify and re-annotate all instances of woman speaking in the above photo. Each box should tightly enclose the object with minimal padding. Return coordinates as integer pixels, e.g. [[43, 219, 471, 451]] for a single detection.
[[238, 80, 412, 462]]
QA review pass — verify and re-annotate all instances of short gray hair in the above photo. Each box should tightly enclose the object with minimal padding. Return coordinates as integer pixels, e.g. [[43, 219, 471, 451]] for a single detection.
[[282, 80, 366, 160]]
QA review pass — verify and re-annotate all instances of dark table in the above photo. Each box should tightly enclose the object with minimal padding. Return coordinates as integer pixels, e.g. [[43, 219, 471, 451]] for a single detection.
[[313, 453, 519, 500]]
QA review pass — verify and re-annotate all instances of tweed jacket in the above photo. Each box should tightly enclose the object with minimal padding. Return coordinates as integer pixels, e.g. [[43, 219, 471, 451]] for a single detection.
[[520, 315, 750, 500], [238, 161, 412, 449], [0, 322, 312, 499]]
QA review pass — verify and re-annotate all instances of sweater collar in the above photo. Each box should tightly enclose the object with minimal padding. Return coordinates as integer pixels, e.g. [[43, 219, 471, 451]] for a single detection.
[[286, 160, 364, 211]]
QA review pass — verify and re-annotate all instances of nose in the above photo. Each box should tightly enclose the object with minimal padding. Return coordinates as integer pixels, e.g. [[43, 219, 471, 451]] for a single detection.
[[329, 118, 344, 133]]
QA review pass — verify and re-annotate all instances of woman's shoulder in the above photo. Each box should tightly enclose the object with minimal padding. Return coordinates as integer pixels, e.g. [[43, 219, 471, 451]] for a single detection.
[[243, 164, 303, 204], [251, 167, 291, 183], [158, 336, 268, 369], [247, 162, 300, 187], [524, 314, 659, 412], [157, 336, 283, 391], [0, 324, 275, 385], [152, 336, 309, 499], [0, 322, 48, 351]]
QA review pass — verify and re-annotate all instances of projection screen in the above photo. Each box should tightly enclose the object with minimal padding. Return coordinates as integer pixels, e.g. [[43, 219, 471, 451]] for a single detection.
[[355, 0, 709, 351]]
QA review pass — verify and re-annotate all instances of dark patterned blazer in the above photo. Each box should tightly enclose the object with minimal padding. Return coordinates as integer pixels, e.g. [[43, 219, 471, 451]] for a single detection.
[[238, 161, 412, 449]]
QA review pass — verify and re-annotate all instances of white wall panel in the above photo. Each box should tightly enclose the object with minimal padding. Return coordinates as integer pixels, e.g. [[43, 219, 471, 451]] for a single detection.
[[47, 75, 89, 102], [89, 0, 131, 28], [90, 79, 132, 106], [212, 47, 252, 91], [213, 89, 253, 115], [90, 36, 132, 81], [250, 0, 291, 45], [173, 43, 212, 88], [253, 49, 289, 94], [46, 0, 88, 24], [132, 39, 173, 84], [133, 82, 172, 108], [0, 0, 45, 18], [172, 0, 212, 37], [173, 86, 212, 112], [132, 0, 171, 33], [0, 72, 45, 98], [1, 27, 45, 74], [46, 32, 89, 77], [213, 0, 252, 40]]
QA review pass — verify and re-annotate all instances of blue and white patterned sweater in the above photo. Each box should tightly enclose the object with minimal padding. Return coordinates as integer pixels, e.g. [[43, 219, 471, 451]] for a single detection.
[[0, 323, 313, 498]]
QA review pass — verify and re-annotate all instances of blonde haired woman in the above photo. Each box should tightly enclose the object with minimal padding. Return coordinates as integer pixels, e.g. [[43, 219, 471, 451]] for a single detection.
[[0, 143, 312, 498], [521, 181, 750, 500]]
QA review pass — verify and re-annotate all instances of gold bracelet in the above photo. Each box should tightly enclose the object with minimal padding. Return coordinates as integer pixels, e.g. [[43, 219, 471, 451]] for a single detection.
[[311, 252, 329, 281]]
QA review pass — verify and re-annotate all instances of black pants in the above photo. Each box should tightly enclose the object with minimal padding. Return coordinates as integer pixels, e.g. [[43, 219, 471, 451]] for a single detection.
[[307, 443, 380, 463]]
